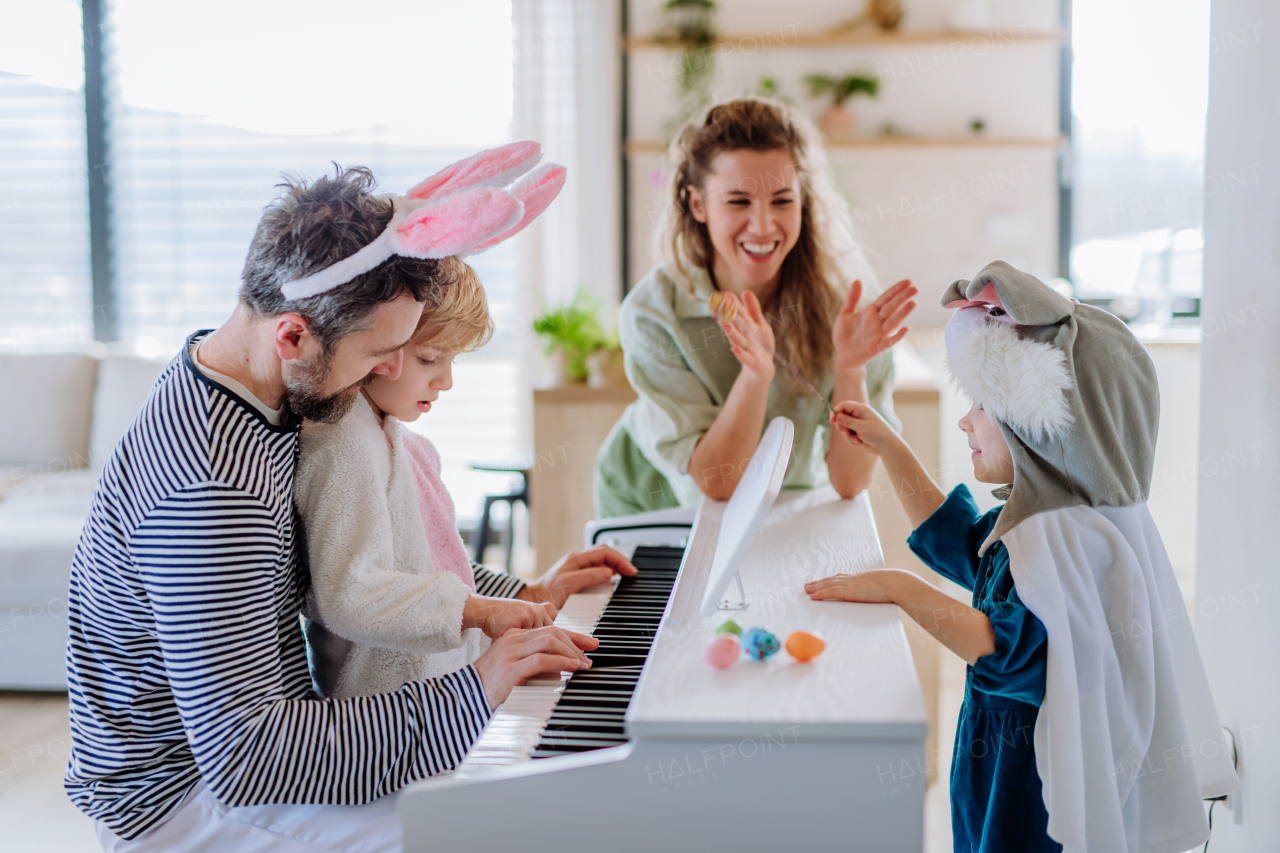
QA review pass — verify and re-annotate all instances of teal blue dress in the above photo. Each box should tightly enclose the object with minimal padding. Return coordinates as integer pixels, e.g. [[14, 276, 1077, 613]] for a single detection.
[[907, 485, 1060, 853]]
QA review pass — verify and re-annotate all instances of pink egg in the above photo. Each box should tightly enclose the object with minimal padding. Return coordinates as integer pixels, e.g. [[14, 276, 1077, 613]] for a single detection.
[[704, 634, 741, 669]]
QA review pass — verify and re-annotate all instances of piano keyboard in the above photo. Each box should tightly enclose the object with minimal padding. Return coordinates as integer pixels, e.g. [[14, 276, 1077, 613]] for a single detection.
[[459, 546, 683, 769]]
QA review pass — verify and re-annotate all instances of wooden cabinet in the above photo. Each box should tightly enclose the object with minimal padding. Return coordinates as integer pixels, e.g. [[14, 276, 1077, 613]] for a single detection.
[[531, 383, 637, 574], [869, 346, 944, 781]]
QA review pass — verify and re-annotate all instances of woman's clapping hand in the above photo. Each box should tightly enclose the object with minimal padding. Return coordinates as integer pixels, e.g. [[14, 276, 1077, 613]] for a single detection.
[[832, 279, 917, 372]]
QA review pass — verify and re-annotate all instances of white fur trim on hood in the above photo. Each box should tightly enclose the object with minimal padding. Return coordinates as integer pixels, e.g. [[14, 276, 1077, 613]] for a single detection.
[[944, 306, 1074, 441]]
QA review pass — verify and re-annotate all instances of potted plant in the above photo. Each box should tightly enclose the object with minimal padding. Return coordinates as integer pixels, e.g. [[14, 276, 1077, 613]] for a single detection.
[[532, 287, 613, 384], [658, 0, 719, 131], [804, 72, 880, 141], [826, 0, 905, 34], [585, 336, 626, 388]]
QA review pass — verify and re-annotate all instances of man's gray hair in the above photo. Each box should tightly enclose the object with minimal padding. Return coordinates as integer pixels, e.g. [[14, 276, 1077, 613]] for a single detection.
[[239, 165, 441, 351]]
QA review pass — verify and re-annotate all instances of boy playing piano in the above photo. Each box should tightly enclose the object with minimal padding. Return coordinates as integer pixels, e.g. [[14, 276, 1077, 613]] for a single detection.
[[296, 257, 636, 701], [807, 261, 1236, 853]]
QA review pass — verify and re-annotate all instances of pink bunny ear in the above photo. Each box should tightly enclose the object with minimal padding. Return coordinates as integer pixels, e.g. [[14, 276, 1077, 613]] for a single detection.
[[461, 163, 567, 255], [405, 141, 542, 201], [392, 187, 524, 259]]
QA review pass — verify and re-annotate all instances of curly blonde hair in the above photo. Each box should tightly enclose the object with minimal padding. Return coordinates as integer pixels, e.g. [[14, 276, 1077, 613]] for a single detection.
[[411, 256, 494, 353], [659, 97, 879, 383]]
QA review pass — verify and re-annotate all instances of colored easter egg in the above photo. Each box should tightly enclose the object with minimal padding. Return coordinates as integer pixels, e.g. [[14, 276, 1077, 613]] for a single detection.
[[704, 634, 741, 669], [709, 291, 738, 323], [715, 619, 743, 636], [785, 631, 826, 662], [741, 627, 781, 661]]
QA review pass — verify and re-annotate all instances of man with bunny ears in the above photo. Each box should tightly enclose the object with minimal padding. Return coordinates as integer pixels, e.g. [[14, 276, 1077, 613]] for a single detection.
[[65, 145, 605, 853]]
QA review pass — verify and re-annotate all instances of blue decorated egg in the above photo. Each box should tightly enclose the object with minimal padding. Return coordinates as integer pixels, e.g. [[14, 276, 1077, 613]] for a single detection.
[[741, 627, 781, 661]]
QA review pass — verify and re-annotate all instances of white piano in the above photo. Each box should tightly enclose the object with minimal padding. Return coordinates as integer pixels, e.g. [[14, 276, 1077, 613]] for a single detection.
[[398, 483, 929, 852]]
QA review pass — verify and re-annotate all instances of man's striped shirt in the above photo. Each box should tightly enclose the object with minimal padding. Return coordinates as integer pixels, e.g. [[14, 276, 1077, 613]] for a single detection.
[[65, 333, 492, 840]]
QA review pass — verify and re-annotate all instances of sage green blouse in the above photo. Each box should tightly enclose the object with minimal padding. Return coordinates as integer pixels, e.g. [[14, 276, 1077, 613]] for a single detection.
[[593, 264, 897, 518]]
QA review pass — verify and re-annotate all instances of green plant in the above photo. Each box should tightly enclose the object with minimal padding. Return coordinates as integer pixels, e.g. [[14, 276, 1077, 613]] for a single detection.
[[662, 0, 716, 52], [532, 287, 612, 381], [804, 73, 880, 107], [659, 0, 719, 131]]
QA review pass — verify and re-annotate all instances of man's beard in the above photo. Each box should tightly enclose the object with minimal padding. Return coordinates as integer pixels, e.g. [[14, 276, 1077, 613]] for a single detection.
[[285, 350, 373, 424]]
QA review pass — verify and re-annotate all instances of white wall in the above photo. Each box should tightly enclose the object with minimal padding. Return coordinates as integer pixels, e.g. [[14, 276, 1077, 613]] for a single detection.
[[625, 0, 1062, 324], [1194, 0, 1280, 847]]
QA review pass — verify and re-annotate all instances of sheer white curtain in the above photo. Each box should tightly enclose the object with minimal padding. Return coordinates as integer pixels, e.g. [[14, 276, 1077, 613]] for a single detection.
[[512, 0, 623, 340]]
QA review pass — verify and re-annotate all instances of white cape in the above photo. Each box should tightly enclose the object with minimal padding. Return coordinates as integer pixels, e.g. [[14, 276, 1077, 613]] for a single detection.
[[1001, 503, 1238, 853]]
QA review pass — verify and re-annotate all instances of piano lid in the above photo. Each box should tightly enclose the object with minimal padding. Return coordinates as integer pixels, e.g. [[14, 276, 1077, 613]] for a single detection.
[[627, 487, 929, 743]]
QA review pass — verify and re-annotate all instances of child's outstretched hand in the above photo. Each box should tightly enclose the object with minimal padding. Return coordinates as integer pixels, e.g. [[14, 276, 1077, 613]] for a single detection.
[[829, 400, 896, 451], [463, 595, 556, 639], [804, 569, 912, 604]]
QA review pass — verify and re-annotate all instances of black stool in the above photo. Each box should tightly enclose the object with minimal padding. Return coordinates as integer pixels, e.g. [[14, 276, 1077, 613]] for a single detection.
[[470, 456, 532, 574]]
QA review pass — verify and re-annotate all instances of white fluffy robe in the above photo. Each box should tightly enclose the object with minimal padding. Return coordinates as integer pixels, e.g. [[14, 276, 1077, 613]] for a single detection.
[[294, 395, 487, 700], [1002, 504, 1238, 853]]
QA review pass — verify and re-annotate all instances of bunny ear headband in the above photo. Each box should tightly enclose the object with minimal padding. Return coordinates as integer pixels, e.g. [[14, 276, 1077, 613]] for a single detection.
[[280, 141, 566, 301], [941, 260, 1079, 441]]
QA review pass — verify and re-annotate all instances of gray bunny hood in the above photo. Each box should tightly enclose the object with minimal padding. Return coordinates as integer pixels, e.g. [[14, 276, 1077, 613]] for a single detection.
[[941, 260, 1160, 553]]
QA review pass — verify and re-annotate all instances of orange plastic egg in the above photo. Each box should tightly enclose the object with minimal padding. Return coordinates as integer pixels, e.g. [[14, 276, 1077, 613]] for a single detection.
[[786, 631, 826, 662]]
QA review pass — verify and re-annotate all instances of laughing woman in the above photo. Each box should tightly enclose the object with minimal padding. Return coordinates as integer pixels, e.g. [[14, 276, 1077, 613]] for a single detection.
[[594, 98, 917, 517]]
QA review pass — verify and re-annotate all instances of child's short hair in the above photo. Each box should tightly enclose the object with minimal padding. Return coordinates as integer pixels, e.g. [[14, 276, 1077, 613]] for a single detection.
[[411, 257, 494, 353]]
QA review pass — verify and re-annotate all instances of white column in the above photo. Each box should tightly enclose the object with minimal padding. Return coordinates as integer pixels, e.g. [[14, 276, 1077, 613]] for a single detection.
[[1195, 0, 1279, 847]]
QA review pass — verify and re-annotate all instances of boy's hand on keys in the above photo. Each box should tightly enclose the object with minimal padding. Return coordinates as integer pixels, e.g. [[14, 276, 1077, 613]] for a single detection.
[[473, 626, 599, 709], [463, 595, 557, 640], [519, 546, 638, 610], [829, 400, 896, 451]]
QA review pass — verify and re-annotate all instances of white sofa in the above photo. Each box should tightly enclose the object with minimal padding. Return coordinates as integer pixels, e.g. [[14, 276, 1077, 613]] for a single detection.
[[0, 352, 169, 689]]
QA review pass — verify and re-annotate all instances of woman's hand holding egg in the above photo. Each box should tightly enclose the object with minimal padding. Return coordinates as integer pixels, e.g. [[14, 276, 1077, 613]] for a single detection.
[[713, 291, 776, 384]]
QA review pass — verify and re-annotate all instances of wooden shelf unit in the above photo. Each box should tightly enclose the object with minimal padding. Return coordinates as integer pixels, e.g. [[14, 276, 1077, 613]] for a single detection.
[[625, 28, 1064, 51], [625, 136, 1066, 155]]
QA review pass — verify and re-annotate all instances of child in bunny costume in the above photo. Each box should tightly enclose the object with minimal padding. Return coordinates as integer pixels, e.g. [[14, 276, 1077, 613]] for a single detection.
[[809, 260, 1238, 853]]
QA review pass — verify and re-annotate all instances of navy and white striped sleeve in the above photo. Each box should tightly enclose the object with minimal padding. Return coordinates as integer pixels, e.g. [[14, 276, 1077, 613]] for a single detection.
[[131, 483, 492, 807], [472, 562, 526, 599]]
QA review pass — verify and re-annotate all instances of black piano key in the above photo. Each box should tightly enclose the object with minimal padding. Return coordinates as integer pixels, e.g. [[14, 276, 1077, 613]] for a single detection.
[[545, 711, 626, 723], [541, 732, 632, 744], [543, 722, 626, 734], [555, 687, 636, 699], [530, 745, 617, 758], [558, 691, 637, 701], [579, 654, 651, 669]]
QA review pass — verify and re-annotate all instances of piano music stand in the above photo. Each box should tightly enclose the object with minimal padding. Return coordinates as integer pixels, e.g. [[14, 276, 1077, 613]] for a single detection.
[[698, 416, 794, 617]]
